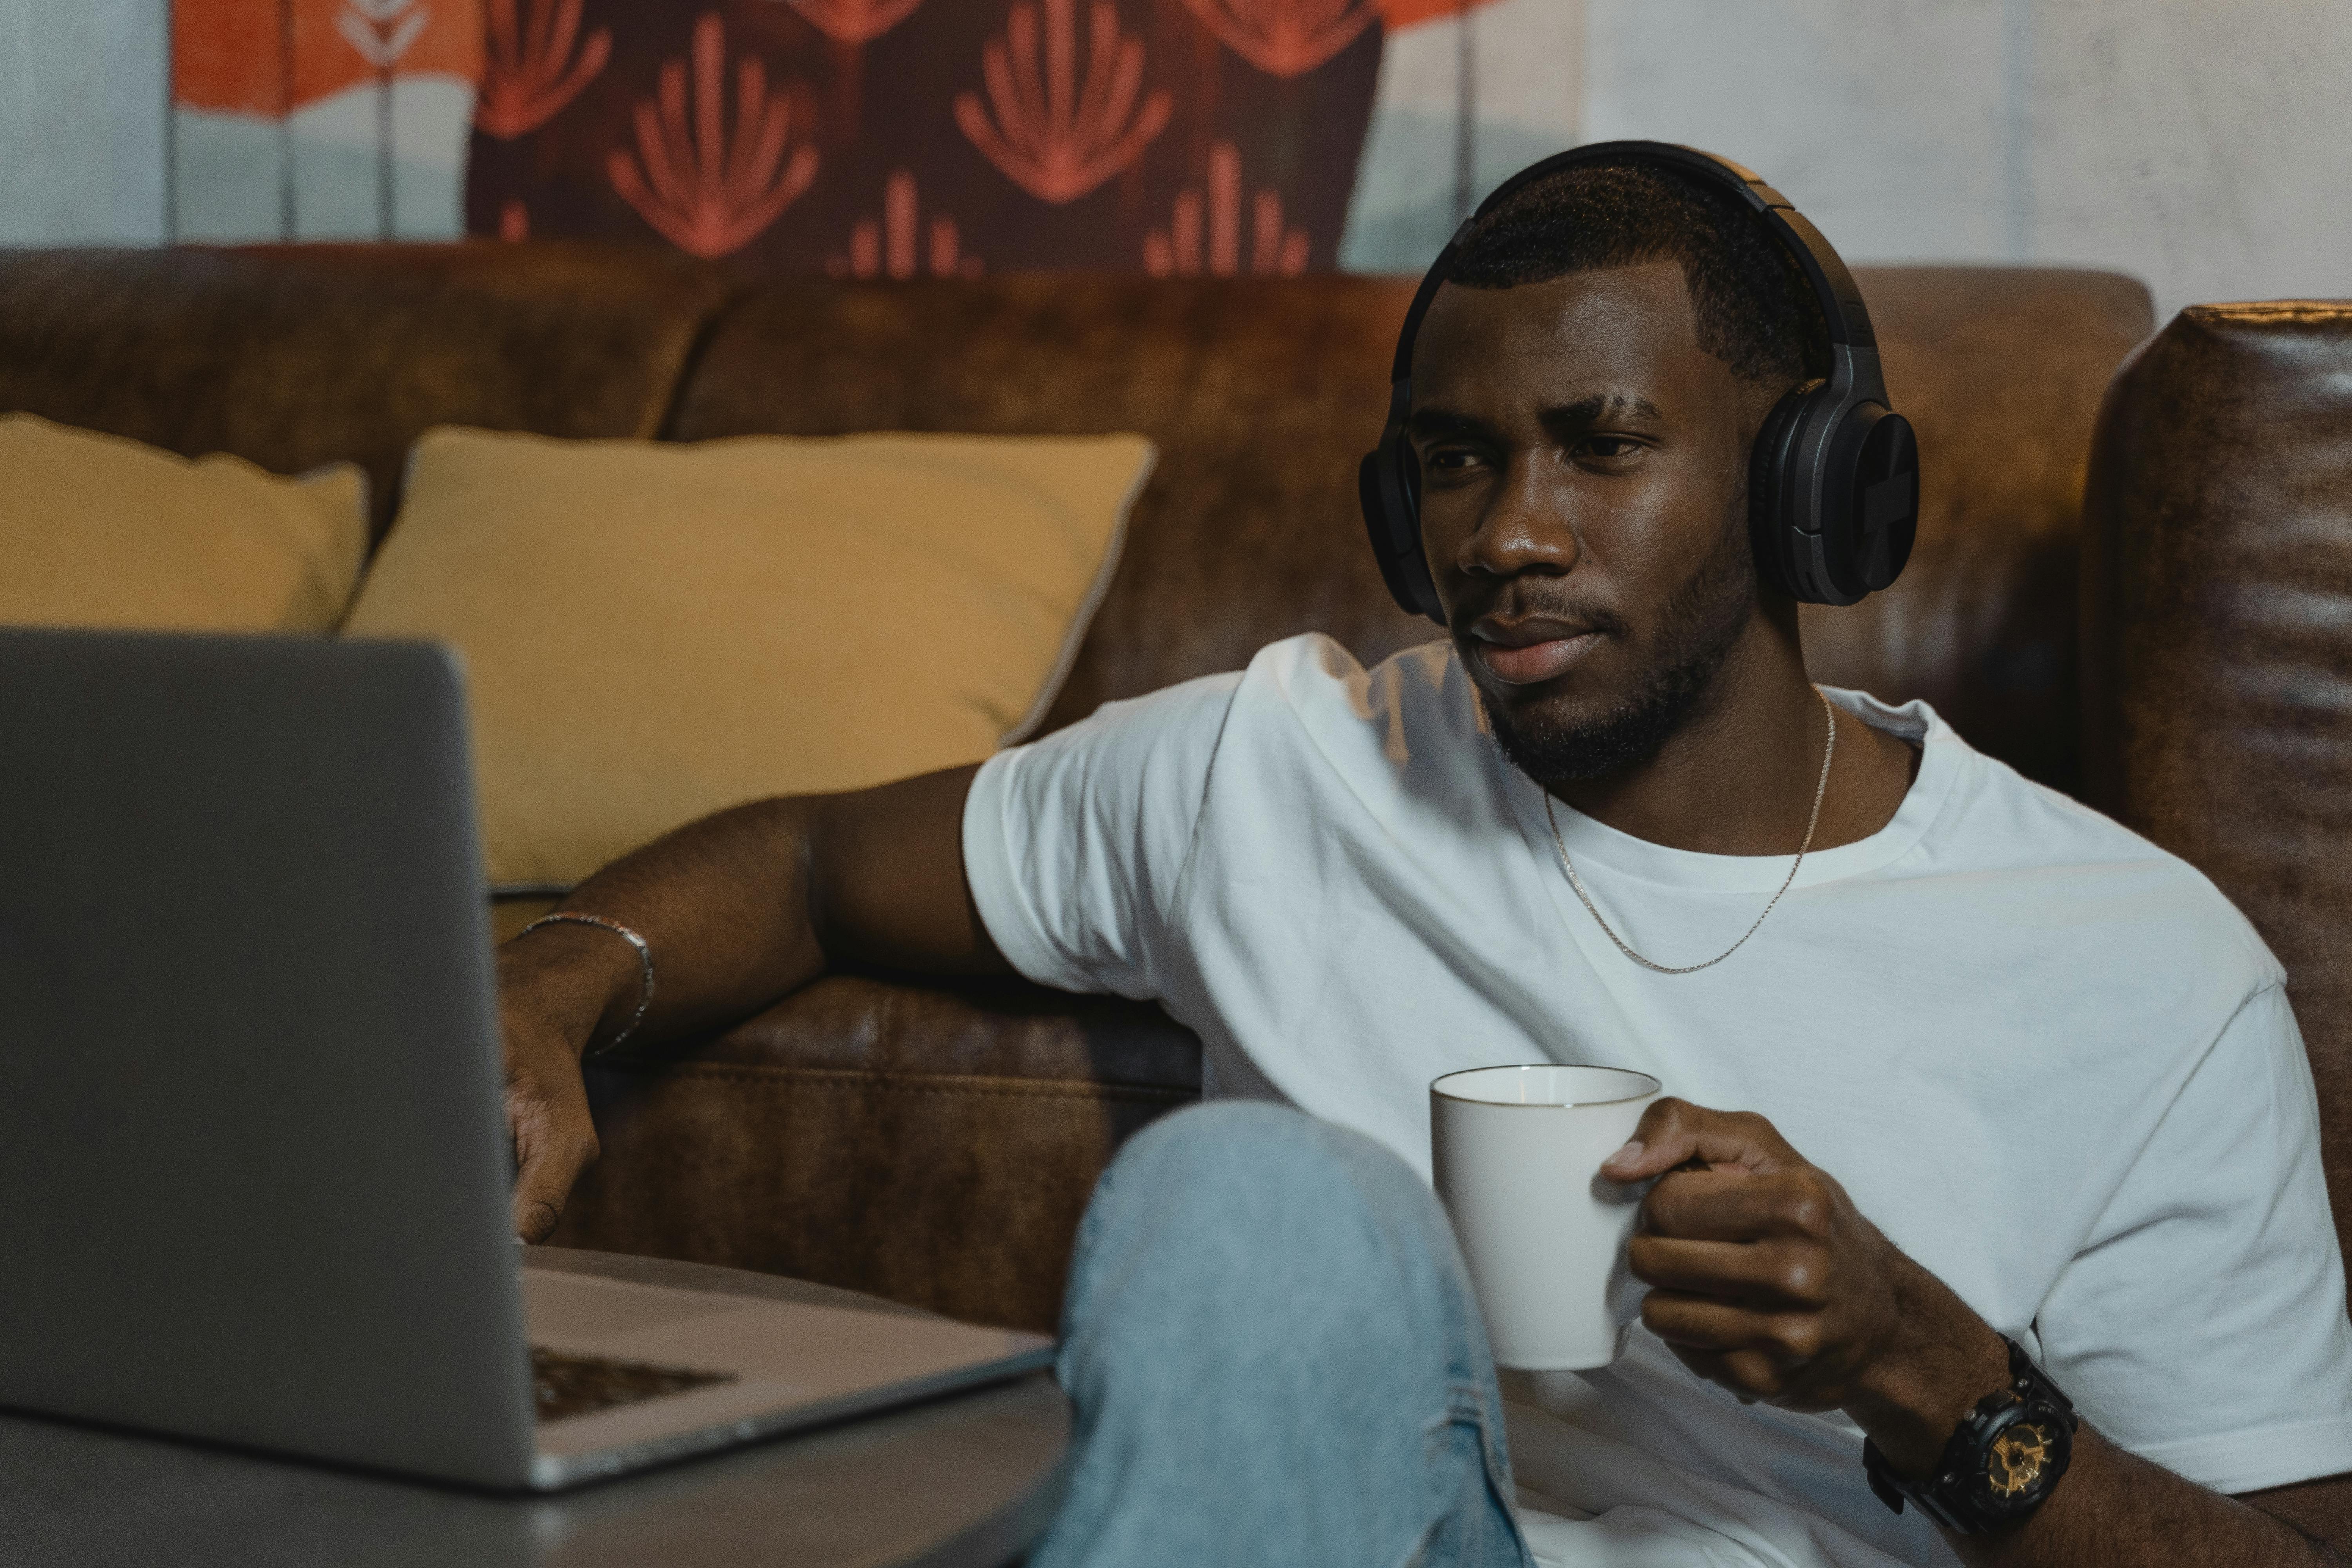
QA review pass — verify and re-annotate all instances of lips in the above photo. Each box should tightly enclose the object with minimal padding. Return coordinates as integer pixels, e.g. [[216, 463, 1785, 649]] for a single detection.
[[1469, 617, 1608, 686]]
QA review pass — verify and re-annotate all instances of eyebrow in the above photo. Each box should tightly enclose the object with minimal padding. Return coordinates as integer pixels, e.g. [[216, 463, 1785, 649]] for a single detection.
[[1405, 392, 1663, 440], [1403, 405, 1489, 441]]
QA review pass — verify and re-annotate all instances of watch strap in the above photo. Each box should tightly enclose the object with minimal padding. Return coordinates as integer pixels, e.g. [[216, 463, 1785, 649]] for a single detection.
[[1862, 1337, 2078, 1535]]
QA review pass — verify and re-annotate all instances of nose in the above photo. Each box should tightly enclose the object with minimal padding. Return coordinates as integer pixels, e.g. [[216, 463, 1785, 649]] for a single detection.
[[1450, 451, 1581, 587]]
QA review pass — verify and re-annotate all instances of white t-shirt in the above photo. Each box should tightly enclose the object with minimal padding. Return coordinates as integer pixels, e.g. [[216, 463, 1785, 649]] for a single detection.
[[962, 633, 2352, 1568]]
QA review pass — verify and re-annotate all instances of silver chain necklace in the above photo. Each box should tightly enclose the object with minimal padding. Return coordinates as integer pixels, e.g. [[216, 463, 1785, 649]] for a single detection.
[[1534, 686, 1838, 975]]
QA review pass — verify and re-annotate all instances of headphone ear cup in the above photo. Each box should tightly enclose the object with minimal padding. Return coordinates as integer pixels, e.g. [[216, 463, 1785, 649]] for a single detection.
[[1359, 435, 1445, 624], [1747, 381, 1817, 600], [1841, 408, 1918, 594]]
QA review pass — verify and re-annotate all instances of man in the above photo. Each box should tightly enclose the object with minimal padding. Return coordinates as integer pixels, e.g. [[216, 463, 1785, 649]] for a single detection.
[[497, 154, 2352, 1565]]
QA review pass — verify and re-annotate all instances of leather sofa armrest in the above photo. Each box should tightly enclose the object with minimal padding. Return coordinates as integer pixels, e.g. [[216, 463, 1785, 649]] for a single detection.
[[548, 972, 1203, 1332], [2080, 300, 2352, 1288]]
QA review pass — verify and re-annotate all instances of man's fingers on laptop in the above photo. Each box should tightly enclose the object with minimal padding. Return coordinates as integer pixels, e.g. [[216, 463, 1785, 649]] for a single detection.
[[1601, 1099, 1803, 1182], [514, 1191, 563, 1245], [510, 1120, 595, 1243], [505, 1062, 599, 1244]]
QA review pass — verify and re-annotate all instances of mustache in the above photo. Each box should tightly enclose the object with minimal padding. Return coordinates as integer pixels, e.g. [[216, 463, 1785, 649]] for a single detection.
[[1446, 585, 1630, 644]]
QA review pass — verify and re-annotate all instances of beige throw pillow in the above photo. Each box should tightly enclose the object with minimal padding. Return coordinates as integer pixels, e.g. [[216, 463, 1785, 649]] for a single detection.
[[343, 425, 1154, 891], [0, 413, 368, 632]]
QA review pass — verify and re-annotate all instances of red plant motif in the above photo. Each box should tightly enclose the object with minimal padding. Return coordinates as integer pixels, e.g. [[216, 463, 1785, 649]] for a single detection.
[[607, 13, 821, 259], [828, 170, 984, 278], [1181, 0, 1381, 78], [954, 0, 1172, 204], [1143, 142, 1309, 276], [786, 0, 928, 45], [476, 0, 611, 138]]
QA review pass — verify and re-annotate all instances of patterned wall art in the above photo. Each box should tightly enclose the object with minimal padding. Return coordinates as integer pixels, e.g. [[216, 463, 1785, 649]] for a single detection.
[[173, 0, 485, 240], [168, 0, 1563, 269], [42, 0, 2327, 314], [466, 0, 1386, 272]]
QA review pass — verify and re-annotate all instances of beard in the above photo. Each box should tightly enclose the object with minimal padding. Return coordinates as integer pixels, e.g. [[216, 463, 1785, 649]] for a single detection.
[[1473, 505, 1758, 787]]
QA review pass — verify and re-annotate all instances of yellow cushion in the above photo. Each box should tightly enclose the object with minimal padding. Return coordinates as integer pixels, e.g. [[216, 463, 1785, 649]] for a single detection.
[[344, 425, 1154, 890], [0, 414, 368, 632]]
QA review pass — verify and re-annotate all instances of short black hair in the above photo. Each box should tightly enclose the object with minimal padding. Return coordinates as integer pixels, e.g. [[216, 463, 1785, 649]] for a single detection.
[[1444, 160, 1826, 392]]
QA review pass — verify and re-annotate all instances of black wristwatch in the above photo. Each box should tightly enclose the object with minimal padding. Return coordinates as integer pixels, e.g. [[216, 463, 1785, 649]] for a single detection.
[[1863, 1336, 2078, 1535]]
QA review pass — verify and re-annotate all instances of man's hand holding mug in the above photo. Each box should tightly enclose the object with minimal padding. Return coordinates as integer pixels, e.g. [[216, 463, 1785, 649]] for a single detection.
[[1602, 1098, 2012, 1477]]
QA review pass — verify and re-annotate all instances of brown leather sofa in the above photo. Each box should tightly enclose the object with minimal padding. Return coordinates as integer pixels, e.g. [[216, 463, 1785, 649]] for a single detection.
[[2082, 301, 2352, 1305], [0, 242, 2210, 1339]]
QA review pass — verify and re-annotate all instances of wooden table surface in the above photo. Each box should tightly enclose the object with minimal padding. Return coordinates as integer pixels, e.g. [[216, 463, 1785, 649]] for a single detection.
[[0, 1248, 1070, 1568]]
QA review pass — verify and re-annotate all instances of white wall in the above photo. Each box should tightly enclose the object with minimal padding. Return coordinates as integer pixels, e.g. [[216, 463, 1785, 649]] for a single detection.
[[0, 0, 471, 247], [1342, 0, 2352, 323], [1584, 0, 2352, 323], [177, 79, 477, 244], [1342, 0, 1585, 270], [0, 0, 169, 244]]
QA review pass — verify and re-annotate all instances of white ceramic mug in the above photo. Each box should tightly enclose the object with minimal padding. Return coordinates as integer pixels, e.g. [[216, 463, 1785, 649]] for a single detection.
[[1430, 1063, 1662, 1371]]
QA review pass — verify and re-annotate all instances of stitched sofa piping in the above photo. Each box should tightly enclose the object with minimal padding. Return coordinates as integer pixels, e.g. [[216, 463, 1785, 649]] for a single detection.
[[586, 1060, 1201, 1104]]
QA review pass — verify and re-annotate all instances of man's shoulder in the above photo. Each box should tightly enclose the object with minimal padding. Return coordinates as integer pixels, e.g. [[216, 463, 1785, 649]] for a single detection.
[[1239, 630, 1455, 690], [1913, 711, 2283, 991], [1233, 633, 1468, 728], [1225, 633, 1486, 762], [1024, 635, 1465, 795], [1166, 633, 1506, 829]]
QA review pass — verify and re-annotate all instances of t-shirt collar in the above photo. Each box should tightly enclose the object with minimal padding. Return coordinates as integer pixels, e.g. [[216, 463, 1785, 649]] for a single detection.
[[1492, 686, 1966, 894]]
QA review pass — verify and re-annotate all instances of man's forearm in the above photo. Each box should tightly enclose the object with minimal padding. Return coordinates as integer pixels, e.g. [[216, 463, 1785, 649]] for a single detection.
[[503, 795, 830, 1051], [1955, 1425, 2337, 1568], [1848, 1282, 2336, 1567], [499, 762, 999, 1056], [496, 764, 996, 1240], [1602, 1103, 2341, 1568]]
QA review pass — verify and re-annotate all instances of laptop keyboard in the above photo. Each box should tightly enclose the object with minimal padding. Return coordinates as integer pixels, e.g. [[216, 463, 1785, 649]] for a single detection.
[[530, 1346, 737, 1423]]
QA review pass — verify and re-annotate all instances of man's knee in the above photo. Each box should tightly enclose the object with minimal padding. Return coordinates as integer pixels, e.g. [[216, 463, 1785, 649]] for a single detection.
[[1038, 1101, 1524, 1568], [1105, 1100, 1438, 1235], [1070, 1101, 1462, 1333]]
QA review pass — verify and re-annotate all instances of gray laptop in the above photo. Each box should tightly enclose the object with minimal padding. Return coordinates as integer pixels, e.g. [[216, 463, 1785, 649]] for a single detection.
[[0, 627, 1053, 1490]]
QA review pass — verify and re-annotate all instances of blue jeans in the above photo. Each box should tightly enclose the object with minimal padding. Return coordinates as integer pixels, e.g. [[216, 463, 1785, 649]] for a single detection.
[[1029, 1102, 1534, 1568]]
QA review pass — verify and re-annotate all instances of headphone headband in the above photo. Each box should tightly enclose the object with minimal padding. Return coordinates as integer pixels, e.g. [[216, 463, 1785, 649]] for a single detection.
[[1361, 141, 1919, 620], [1386, 140, 1876, 385]]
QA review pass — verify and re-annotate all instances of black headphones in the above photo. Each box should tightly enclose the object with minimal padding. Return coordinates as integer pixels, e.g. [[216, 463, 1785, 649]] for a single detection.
[[1358, 141, 1919, 624]]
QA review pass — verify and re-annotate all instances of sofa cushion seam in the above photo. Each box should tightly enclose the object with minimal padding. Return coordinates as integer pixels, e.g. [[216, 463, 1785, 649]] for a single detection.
[[588, 1061, 1202, 1103]]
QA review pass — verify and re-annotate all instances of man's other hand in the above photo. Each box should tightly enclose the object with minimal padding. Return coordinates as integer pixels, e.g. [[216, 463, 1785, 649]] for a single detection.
[[1600, 1097, 2010, 1474], [485, 766, 1002, 1247], [496, 921, 639, 1244]]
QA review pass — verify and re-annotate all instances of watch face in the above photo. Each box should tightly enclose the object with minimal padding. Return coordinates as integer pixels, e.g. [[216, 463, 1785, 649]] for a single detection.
[[1986, 1422, 2055, 1498]]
